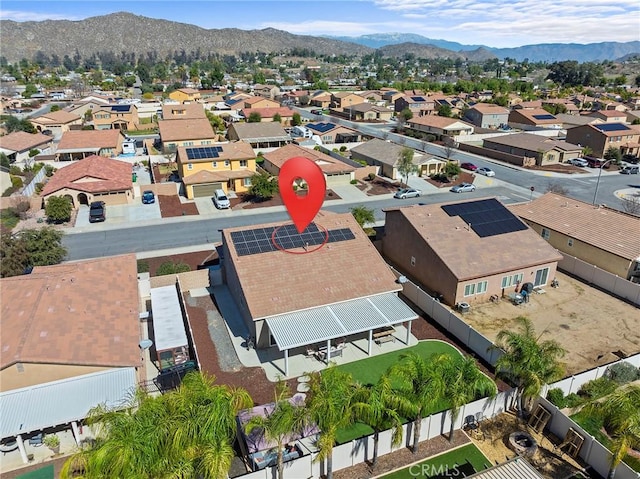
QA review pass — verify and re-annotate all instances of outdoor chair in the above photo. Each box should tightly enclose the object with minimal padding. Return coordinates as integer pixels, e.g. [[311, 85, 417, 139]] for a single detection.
[[29, 433, 43, 447], [305, 347, 317, 360], [463, 415, 483, 439]]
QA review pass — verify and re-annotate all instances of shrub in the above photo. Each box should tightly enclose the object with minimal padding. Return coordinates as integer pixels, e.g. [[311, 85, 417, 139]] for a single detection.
[[606, 362, 640, 384], [578, 377, 617, 400], [546, 388, 566, 408], [32, 162, 44, 173], [45, 196, 72, 223], [44, 165, 55, 177], [137, 260, 149, 273], [155, 261, 190, 276], [9, 165, 22, 176], [339, 146, 347, 152], [367, 173, 376, 181], [35, 182, 44, 194], [564, 393, 583, 408], [10, 175, 23, 189], [350, 179, 358, 185]]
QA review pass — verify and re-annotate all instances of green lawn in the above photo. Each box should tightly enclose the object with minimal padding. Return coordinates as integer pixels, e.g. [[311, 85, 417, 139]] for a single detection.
[[381, 443, 491, 479]]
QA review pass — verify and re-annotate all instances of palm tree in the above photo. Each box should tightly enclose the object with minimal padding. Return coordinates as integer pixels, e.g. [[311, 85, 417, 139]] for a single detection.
[[493, 316, 566, 417], [61, 372, 253, 479], [305, 365, 356, 479], [351, 375, 403, 466], [440, 356, 497, 443], [388, 352, 447, 454], [581, 385, 640, 479], [244, 381, 310, 479]]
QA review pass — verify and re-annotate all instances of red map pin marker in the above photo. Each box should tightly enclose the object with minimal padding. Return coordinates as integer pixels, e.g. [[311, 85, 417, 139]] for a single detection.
[[278, 156, 326, 233]]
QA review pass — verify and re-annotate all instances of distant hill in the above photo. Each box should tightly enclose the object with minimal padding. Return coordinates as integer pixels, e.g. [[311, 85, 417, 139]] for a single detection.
[[377, 43, 496, 62], [330, 33, 640, 63]]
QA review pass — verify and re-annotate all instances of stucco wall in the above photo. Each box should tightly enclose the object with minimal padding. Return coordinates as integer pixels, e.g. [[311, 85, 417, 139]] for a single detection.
[[148, 269, 210, 291]]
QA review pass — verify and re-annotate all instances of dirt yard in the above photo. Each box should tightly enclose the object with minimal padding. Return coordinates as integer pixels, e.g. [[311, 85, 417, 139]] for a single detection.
[[158, 194, 199, 218], [462, 271, 640, 376]]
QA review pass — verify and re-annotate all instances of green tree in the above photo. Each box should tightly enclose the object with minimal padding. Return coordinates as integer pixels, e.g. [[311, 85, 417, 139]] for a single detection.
[[440, 356, 496, 443], [396, 147, 417, 187], [155, 261, 191, 276], [437, 104, 452, 117], [388, 352, 447, 454], [397, 108, 413, 130], [248, 111, 262, 123], [272, 113, 282, 123], [352, 375, 403, 466], [1, 227, 66, 277], [444, 161, 461, 180], [245, 381, 310, 479], [581, 385, 640, 479], [0, 153, 9, 169], [45, 196, 72, 223], [291, 112, 302, 126], [604, 146, 622, 163], [249, 172, 278, 201], [350, 205, 375, 230], [305, 366, 356, 479], [205, 110, 225, 132], [61, 372, 253, 479], [49, 104, 61, 112], [4, 116, 36, 134], [493, 317, 566, 417]]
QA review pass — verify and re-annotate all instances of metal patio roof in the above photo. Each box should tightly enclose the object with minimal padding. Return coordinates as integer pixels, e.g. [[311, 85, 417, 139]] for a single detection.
[[150, 285, 188, 352], [265, 293, 418, 351], [0, 368, 137, 440]]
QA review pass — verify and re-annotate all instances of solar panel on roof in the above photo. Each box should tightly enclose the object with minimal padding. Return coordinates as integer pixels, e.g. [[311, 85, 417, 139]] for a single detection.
[[593, 123, 630, 132], [411, 96, 426, 102], [229, 223, 355, 256], [532, 114, 556, 120], [441, 198, 528, 238], [185, 147, 220, 160], [308, 122, 335, 133]]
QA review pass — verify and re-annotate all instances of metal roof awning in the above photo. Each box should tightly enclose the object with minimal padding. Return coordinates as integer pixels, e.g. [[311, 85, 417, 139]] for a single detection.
[[0, 368, 136, 439], [265, 293, 418, 351], [150, 285, 188, 352], [55, 147, 101, 154]]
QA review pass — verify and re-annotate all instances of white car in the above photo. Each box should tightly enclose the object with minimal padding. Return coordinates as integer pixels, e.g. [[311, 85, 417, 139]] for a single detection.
[[476, 167, 495, 177], [569, 158, 589, 167]]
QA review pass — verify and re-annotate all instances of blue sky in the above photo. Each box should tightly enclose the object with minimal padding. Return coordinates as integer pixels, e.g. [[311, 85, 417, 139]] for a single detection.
[[1, 0, 639, 48]]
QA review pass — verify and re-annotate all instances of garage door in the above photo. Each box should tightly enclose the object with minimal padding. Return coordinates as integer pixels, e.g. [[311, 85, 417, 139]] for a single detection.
[[192, 183, 222, 198]]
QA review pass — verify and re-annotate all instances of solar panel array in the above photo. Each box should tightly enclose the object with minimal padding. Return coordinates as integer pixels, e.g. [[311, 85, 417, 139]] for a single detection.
[[230, 222, 355, 256], [411, 96, 426, 102], [110, 104, 131, 112], [441, 198, 528, 238], [593, 123, 630, 132], [185, 146, 224, 160], [532, 114, 556, 120], [308, 122, 335, 133]]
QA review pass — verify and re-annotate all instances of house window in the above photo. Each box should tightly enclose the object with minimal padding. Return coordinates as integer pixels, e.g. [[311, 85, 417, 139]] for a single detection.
[[212, 161, 217, 168], [225, 160, 230, 167], [243, 177, 252, 187], [183, 141, 194, 146], [464, 284, 476, 296], [410, 256, 416, 266], [187, 163, 193, 170], [568, 238, 574, 247], [501, 273, 523, 289], [534, 267, 549, 287], [202, 140, 211, 145], [541, 228, 550, 240], [240, 160, 248, 167], [476, 281, 488, 294]]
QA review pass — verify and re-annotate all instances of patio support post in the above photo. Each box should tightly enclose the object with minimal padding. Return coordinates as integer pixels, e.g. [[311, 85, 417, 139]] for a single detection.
[[16, 434, 28, 464], [367, 330, 373, 356], [406, 320, 412, 344], [284, 349, 289, 376], [326, 339, 331, 363], [72, 420, 81, 446]]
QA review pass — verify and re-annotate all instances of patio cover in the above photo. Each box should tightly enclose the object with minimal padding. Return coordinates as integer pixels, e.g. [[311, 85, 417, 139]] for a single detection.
[[265, 293, 418, 351], [0, 368, 136, 440], [150, 285, 188, 352], [54, 147, 101, 154]]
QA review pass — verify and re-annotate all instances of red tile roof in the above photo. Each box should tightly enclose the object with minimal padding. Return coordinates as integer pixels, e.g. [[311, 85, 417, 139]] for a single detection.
[[57, 129, 123, 150], [0, 254, 141, 369], [263, 144, 355, 175], [32, 109, 81, 124], [41, 155, 132, 196], [240, 107, 294, 119], [0, 131, 52, 152], [158, 118, 215, 142]]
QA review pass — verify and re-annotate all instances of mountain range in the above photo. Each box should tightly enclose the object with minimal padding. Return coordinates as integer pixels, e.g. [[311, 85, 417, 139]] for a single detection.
[[0, 12, 637, 64]]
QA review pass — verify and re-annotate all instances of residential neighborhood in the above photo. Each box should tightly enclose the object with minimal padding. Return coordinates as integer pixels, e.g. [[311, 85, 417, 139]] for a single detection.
[[1, 7, 640, 479]]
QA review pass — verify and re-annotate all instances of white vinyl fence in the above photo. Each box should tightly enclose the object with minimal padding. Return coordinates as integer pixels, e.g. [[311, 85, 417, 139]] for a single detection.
[[21, 167, 46, 197]]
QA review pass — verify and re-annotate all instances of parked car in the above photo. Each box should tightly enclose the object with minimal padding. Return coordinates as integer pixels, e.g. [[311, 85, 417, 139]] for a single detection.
[[393, 188, 421, 199], [585, 156, 609, 168], [622, 154, 639, 164], [89, 201, 106, 223], [213, 189, 231, 209], [620, 165, 639, 175], [476, 167, 495, 177], [142, 190, 155, 204], [460, 162, 478, 171], [450, 183, 476, 193], [569, 158, 589, 167]]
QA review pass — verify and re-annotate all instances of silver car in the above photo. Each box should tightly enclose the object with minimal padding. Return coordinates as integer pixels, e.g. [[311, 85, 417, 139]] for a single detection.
[[569, 158, 589, 167], [450, 183, 476, 193], [394, 188, 421, 199]]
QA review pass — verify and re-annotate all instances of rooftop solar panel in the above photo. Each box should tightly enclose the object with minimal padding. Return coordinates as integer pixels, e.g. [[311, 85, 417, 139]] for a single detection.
[[441, 198, 528, 238], [308, 122, 335, 133], [593, 123, 630, 132], [411, 96, 426, 102], [532, 114, 556, 120], [229, 223, 355, 256], [111, 105, 131, 112], [185, 147, 221, 160]]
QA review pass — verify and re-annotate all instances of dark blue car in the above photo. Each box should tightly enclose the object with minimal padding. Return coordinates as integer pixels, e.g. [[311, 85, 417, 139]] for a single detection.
[[142, 190, 155, 204]]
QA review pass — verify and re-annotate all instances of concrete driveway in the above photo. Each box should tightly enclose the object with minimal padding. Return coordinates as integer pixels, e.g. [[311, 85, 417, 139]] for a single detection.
[[75, 200, 161, 227]]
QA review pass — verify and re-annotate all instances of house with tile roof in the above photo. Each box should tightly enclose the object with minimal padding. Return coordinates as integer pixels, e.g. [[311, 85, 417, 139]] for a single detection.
[[168, 87, 201, 103], [221, 211, 417, 375], [344, 102, 394, 122], [406, 116, 474, 140], [29, 110, 82, 139], [566, 123, 640, 158], [158, 118, 217, 151], [41, 155, 133, 207], [508, 108, 563, 131], [382, 199, 563, 307], [463, 103, 510, 129], [483, 133, 582, 166], [91, 103, 140, 131], [554, 113, 603, 129], [161, 102, 207, 120], [305, 122, 362, 144], [176, 142, 257, 199], [240, 107, 295, 125], [243, 97, 280, 109], [587, 110, 628, 123], [55, 129, 125, 161], [252, 84, 280, 100], [309, 90, 332, 109], [0, 131, 53, 163], [227, 122, 291, 148], [394, 94, 435, 117], [350, 138, 424, 180], [509, 193, 640, 282], [262, 144, 355, 186]]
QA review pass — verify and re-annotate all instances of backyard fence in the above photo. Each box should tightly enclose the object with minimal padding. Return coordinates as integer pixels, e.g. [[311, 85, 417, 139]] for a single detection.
[[21, 167, 46, 197], [558, 253, 640, 306]]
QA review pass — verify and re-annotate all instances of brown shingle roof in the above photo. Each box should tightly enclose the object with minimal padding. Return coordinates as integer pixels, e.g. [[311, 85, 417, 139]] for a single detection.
[[0, 131, 52, 152], [41, 155, 132, 196], [223, 212, 400, 319], [263, 144, 355, 175], [0, 254, 141, 369], [158, 118, 215, 142], [509, 193, 640, 261], [386, 198, 562, 281], [57, 129, 123, 150]]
